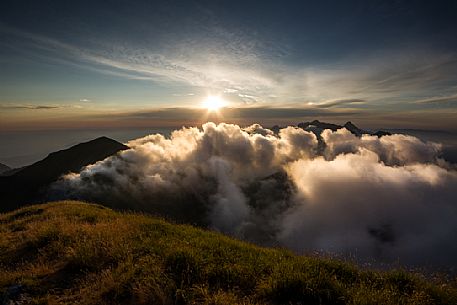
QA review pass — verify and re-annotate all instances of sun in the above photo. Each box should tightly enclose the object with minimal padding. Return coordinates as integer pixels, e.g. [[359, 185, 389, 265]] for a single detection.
[[202, 95, 226, 112]]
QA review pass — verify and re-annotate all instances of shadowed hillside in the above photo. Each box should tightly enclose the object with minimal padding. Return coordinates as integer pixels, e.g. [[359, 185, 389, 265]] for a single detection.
[[0, 163, 11, 174], [0, 137, 128, 212], [0, 201, 456, 305]]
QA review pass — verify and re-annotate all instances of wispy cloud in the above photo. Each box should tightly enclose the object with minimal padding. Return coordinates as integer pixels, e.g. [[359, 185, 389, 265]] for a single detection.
[[0, 103, 86, 110], [0, 104, 61, 110], [314, 99, 366, 108], [413, 94, 457, 106], [172, 93, 195, 97], [2, 25, 457, 110]]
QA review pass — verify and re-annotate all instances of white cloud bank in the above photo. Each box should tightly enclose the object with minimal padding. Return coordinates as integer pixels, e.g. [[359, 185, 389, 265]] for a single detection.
[[51, 123, 457, 268]]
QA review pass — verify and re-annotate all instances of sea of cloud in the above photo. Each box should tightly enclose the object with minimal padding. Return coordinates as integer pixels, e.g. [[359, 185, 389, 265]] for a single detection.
[[51, 122, 457, 268]]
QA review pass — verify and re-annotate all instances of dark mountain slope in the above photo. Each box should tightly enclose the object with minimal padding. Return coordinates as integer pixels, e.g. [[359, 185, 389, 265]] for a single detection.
[[343, 121, 368, 136], [0, 163, 11, 174], [0, 137, 128, 212]]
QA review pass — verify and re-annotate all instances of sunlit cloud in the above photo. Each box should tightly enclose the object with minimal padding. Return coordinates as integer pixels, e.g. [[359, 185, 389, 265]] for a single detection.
[[50, 122, 457, 267]]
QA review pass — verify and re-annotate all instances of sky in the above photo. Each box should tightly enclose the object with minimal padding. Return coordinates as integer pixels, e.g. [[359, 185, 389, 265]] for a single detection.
[[1, 0, 457, 132]]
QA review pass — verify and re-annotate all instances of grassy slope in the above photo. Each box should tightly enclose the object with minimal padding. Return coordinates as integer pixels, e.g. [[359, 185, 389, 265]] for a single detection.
[[0, 201, 456, 305]]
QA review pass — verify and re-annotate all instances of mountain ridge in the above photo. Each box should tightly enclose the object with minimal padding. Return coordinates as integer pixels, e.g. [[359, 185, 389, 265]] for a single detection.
[[0, 136, 128, 212], [297, 120, 390, 137]]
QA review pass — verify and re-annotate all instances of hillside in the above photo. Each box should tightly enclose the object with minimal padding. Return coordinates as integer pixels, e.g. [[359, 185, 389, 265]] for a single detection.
[[0, 137, 128, 212], [1, 202, 456, 305], [0, 163, 11, 174]]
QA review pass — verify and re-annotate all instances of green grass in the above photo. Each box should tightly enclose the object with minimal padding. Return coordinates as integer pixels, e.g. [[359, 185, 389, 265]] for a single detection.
[[0, 201, 456, 304]]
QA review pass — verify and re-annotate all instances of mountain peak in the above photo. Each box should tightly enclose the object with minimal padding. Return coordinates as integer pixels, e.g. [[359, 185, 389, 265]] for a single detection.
[[16, 136, 128, 181], [0, 137, 128, 212], [298, 119, 391, 138], [343, 121, 365, 135], [298, 120, 341, 131]]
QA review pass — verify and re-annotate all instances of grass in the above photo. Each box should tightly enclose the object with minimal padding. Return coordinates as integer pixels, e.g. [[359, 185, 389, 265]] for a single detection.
[[0, 201, 456, 304]]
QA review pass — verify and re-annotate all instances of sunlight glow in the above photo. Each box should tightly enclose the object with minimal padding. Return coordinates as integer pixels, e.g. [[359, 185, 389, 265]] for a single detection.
[[202, 95, 226, 112]]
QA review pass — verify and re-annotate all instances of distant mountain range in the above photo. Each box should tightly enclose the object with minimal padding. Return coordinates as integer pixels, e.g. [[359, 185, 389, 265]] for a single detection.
[[0, 137, 128, 212], [297, 120, 391, 137]]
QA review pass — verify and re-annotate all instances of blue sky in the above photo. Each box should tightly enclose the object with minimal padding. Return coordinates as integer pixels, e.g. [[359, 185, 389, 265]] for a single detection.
[[1, 0, 457, 130]]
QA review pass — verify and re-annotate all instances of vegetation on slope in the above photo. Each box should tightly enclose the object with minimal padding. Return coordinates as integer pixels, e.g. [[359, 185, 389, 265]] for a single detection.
[[0, 201, 456, 305]]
